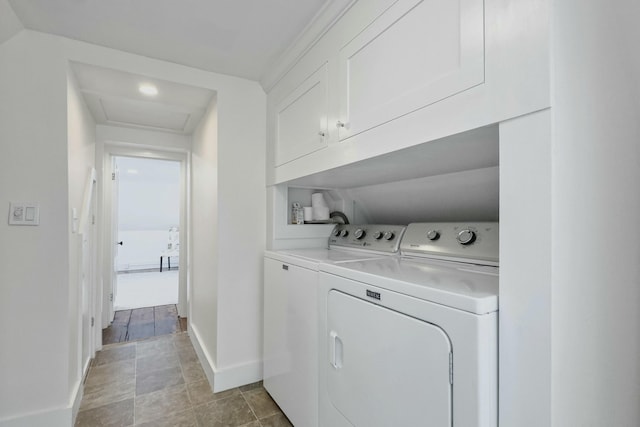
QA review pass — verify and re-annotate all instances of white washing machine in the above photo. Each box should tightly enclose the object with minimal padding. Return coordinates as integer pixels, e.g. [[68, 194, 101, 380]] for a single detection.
[[263, 224, 406, 427], [318, 222, 499, 427]]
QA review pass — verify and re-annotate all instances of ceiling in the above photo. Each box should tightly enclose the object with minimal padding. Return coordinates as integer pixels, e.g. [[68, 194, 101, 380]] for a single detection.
[[5, 0, 335, 134], [7, 0, 328, 81], [71, 62, 215, 134]]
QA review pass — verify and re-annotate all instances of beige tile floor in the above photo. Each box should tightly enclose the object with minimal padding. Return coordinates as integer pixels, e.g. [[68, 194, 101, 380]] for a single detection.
[[76, 332, 292, 427]]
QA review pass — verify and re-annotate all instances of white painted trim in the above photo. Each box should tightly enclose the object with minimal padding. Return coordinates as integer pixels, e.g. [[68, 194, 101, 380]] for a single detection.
[[78, 168, 96, 235], [260, 0, 356, 91], [0, 407, 71, 427], [189, 323, 217, 391], [213, 360, 263, 393], [96, 124, 191, 153], [189, 324, 263, 393], [70, 378, 84, 427], [0, 376, 85, 426]]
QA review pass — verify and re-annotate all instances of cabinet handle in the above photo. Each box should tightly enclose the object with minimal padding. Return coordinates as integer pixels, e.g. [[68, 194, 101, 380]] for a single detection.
[[336, 121, 347, 128], [318, 131, 326, 137]]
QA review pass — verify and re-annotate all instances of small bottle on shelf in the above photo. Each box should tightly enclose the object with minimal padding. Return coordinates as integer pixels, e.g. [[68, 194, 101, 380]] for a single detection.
[[291, 202, 303, 224]]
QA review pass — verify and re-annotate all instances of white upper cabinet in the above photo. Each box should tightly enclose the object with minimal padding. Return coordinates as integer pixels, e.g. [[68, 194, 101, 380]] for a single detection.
[[265, 0, 549, 185], [337, 0, 484, 140], [275, 63, 329, 166]]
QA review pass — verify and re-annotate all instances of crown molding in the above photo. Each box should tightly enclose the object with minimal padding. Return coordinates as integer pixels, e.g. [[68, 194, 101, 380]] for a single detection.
[[259, 0, 356, 92]]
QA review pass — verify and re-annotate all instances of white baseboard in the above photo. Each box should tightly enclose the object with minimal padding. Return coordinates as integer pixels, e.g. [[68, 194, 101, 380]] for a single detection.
[[189, 324, 263, 393], [0, 407, 71, 427], [188, 323, 217, 390], [0, 364, 87, 427], [71, 365, 88, 425], [213, 359, 263, 393]]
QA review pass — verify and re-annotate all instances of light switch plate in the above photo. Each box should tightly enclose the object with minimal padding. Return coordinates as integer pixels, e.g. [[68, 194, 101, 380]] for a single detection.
[[9, 202, 39, 226]]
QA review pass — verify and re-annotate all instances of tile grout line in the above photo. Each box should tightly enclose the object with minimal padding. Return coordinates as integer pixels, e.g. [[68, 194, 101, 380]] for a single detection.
[[124, 309, 132, 343], [239, 389, 263, 427], [132, 341, 137, 426], [174, 335, 196, 414], [176, 334, 209, 426]]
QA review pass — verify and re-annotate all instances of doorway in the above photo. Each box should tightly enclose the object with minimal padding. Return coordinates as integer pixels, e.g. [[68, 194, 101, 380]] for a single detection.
[[101, 147, 188, 342], [113, 156, 181, 310]]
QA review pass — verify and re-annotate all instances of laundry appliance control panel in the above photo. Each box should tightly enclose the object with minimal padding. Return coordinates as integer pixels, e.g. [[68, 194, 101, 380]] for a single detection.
[[329, 224, 406, 253], [401, 222, 499, 265]]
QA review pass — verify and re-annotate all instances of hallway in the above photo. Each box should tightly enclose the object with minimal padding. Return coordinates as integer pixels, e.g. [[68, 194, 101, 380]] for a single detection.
[[76, 333, 291, 426]]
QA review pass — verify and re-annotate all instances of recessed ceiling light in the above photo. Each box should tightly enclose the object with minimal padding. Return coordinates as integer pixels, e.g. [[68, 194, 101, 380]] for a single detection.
[[126, 169, 139, 175], [139, 84, 158, 96]]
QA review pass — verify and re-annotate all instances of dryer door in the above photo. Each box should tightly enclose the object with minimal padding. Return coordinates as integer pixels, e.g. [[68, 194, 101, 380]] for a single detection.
[[327, 290, 452, 427]]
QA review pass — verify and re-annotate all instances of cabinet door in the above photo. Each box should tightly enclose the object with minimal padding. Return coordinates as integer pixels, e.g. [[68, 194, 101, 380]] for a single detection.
[[337, 0, 484, 140], [275, 63, 329, 166], [263, 258, 319, 427]]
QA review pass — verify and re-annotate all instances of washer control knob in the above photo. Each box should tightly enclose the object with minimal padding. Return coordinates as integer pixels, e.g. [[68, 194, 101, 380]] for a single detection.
[[354, 228, 366, 240], [373, 231, 383, 240], [383, 231, 395, 241], [339, 229, 349, 238], [457, 229, 476, 245], [332, 228, 341, 237], [426, 230, 440, 241]]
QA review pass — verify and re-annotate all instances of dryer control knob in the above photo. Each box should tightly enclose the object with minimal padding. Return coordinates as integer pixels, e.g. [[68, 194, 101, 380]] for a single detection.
[[339, 229, 349, 237], [354, 228, 366, 239], [373, 231, 383, 240], [383, 231, 395, 241], [332, 228, 341, 237], [426, 230, 440, 241], [457, 229, 476, 245]]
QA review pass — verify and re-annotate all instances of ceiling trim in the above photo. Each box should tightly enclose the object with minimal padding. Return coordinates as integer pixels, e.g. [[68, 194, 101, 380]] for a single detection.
[[259, 0, 356, 92], [83, 89, 205, 116], [102, 117, 191, 135]]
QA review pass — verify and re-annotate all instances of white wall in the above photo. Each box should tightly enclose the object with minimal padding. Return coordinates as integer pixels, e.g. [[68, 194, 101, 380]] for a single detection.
[[550, 0, 640, 425], [499, 110, 552, 427], [116, 230, 173, 271], [216, 82, 266, 376], [117, 157, 180, 231], [191, 96, 220, 368], [66, 65, 96, 419], [343, 167, 499, 225], [191, 86, 267, 391], [0, 31, 72, 426]]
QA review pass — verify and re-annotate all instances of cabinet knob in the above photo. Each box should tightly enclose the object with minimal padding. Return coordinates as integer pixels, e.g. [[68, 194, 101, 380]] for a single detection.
[[336, 121, 347, 128], [318, 131, 326, 137]]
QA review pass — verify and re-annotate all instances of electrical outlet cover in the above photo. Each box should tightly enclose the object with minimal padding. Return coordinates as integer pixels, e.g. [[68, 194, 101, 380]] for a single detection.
[[9, 202, 39, 226]]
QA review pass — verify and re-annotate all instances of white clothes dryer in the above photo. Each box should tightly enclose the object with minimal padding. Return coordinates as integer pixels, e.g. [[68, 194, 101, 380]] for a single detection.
[[263, 224, 406, 427], [318, 222, 499, 427]]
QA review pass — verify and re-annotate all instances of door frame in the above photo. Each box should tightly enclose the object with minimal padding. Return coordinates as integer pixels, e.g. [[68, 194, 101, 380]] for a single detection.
[[98, 143, 189, 336]]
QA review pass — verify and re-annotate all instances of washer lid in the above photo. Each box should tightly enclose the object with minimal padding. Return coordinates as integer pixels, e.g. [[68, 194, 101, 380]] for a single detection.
[[279, 248, 394, 263], [320, 257, 498, 314]]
